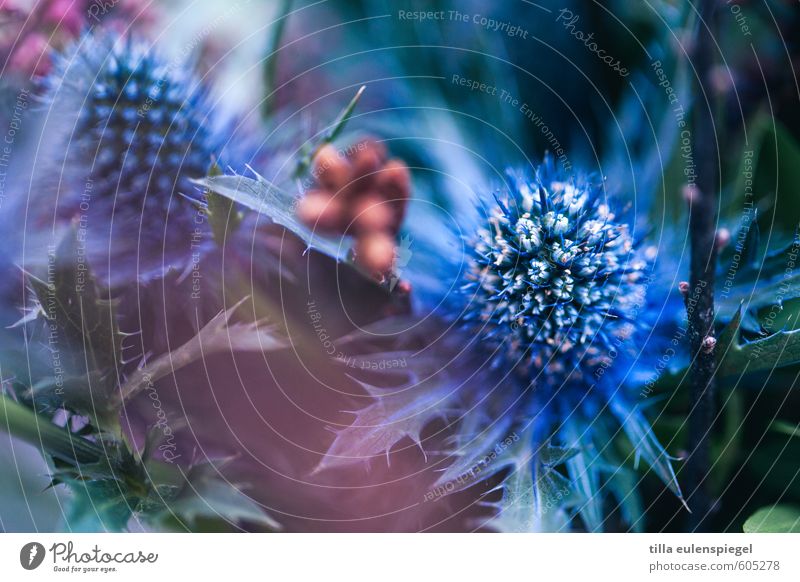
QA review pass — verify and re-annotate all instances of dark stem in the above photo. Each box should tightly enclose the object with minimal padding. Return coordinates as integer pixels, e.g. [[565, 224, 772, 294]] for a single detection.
[[261, 0, 293, 119], [0, 394, 103, 465], [685, 0, 720, 531]]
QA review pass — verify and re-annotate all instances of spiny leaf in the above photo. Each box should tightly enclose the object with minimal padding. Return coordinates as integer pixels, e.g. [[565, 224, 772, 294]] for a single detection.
[[609, 398, 684, 504], [155, 461, 281, 531], [117, 298, 286, 404], [717, 306, 800, 376], [540, 443, 580, 467], [432, 409, 515, 492], [23, 230, 123, 427], [590, 420, 645, 531], [26, 229, 122, 375], [313, 376, 460, 474], [605, 464, 645, 532], [1, 394, 278, 532], [64, 478, 139, 532], [192, 173, 352, 262], [716, 303, 744, 356], [45, 437, 146, 532], [479, 439, 579, 533], [717, 235, 800, 326], [561, 418, 604, 532]]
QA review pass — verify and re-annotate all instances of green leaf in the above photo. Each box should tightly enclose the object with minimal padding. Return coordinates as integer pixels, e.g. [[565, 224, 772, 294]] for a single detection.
[[479, 439, 579, 533], [771, 420, 800, 439], [609, 399, 684, 501], [261, 0, 293, 118], [743, 505, 800, 533], [293, 85, 366, 179], [23, 230, 123, 428], [562, 419, 604, 532], [0, 393, 103, 464], [204, 161, 243, 246], [27, 230, 122, 375], [192, 173, 352, 263], [432, 410, 515, 492], [717, 306, 800, 376], [755, 121, 800, 233], [153, 461, 281, 531]]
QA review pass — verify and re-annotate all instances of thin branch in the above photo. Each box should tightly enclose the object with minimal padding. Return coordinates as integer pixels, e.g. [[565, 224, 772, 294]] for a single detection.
[[0, 393, 103, 465], [685, 0, 720, 531]]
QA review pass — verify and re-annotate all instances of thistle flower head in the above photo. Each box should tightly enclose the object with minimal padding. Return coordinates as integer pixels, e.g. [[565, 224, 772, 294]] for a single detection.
[[459, 158, 649, 374], [48, 33, 221, 212], [42, 32, 234, 285], [313, 155, 684, 532]]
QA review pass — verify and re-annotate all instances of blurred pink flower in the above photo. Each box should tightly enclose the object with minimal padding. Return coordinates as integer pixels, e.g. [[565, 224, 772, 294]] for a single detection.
[[8, 32, 51, 77], [43, 0, 87, 35]]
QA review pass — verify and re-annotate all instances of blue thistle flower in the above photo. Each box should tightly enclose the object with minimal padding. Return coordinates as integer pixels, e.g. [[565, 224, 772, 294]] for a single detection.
[[38, 32, 238, 286], [458, 161, 649, 378], [315, 154, 685, 532]]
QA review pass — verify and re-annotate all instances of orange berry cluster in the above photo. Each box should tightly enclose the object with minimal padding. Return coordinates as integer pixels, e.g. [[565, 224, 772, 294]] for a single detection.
[[298, 139, 411, 278]]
